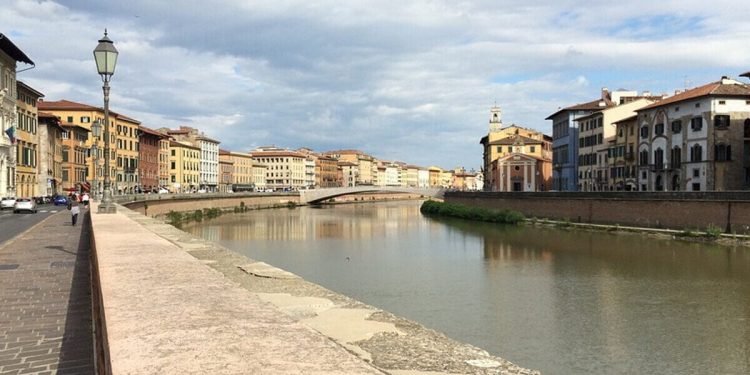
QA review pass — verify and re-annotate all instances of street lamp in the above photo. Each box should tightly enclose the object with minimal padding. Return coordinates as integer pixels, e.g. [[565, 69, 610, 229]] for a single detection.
[[90, 119, 101, 200], [93, 30, 118, 213]]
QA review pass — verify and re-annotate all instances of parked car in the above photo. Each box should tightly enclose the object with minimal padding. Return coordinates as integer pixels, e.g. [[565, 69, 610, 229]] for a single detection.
[[53, 195, 69, 206], [13, 198, 37, 213], [1, 197, 17, 210], [197, 189, 207, 194], [158, 188, 169, 194]]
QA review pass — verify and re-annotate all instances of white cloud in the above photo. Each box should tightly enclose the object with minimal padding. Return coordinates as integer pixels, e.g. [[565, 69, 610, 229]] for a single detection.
[[4, 0, 750, 169]]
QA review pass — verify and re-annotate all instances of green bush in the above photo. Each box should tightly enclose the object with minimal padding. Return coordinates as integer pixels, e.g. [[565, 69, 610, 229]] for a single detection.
[[705, 224, 722, 239], [287, 201, 297, 209], [420, 200, 524, 225], [166, 210, 183, 227]]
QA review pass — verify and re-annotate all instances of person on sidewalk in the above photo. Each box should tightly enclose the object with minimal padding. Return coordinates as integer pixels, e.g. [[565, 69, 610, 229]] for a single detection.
[[70, 200, 80, 226], [82, 192, 90, 208]]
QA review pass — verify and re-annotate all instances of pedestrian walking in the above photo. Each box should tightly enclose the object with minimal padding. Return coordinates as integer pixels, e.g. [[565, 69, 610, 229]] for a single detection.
[[82, 192, 90, 208], [70, 200, 80, 226]]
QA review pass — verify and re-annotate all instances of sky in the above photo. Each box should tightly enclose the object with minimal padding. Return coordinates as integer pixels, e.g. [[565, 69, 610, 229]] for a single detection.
[[4, 0, 750, 170]]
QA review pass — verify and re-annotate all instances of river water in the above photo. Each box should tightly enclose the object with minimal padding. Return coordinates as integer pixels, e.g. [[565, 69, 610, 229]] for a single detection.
[[183, 201, 750, 375]]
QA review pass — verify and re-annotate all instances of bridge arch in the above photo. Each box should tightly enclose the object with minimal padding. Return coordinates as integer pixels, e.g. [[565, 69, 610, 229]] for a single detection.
[[299, 186, 444, 204]]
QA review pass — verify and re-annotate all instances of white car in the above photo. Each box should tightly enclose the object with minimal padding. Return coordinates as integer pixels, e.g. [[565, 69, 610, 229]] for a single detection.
[[13, 198, 37, 213], [158, 188, 169, 194], [1, 197, 16, 210]]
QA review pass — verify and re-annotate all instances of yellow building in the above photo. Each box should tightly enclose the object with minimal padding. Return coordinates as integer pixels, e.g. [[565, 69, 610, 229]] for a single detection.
[[480, 106, 553, 191], [15, 81, 43, 197], [169, 141, 200, 193], [38, 99, 142, 195], [228, 151, 254, 191], [428, 166, 442, 187]]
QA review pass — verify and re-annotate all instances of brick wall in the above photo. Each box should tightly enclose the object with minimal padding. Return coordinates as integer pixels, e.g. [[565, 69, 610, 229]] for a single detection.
[[445, 191, 750, 233]]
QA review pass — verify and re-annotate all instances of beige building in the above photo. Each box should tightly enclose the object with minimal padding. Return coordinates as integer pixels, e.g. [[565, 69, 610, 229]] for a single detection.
[[608, 115, 639, 190], [324, 149, 374, 185], [38, 112, 64, 195], [338, 161, 358, 187], [169, 141, 200, 193], [252, 163, 267, 191], [218, 149, 233, 193], [163, 126, 220, 192], [15, 81, 43, 197], [227, 151, 254, 191], [577, 97, 657, 191], [251, 149, 306, 190]]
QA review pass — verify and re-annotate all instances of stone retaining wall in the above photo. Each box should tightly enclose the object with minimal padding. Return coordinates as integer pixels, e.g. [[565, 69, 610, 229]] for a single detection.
[[118, 193, 299, 217], [445, 191, 750, 232]]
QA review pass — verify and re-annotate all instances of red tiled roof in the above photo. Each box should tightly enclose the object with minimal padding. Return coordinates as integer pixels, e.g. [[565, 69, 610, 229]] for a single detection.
[[638, 79, 750, 111], [138, 126, 168, 138], [38, 99, 141, 124]]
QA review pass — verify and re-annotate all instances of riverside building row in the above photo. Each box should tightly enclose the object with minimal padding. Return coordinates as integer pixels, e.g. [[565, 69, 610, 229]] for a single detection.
[[547, 75, 750, 192]]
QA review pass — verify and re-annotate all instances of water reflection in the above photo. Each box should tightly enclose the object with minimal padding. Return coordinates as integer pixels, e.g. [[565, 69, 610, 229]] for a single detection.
[[184, 201, 750, 375]]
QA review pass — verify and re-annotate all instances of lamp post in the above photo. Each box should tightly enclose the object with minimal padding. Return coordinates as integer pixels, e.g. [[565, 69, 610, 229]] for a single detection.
[[93, 30, 118, 213], [90, 119, 101, 200]]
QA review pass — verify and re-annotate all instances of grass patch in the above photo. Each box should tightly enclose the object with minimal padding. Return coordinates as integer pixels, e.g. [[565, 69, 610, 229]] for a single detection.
[[420, 200, 524, 225]]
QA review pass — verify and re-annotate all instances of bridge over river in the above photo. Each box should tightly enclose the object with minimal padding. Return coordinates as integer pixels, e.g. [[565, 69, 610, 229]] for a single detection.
[[299, 186, 445, 204]]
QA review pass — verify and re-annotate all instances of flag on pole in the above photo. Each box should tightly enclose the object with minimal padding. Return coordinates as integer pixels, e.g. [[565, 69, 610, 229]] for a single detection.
[[4, 126, 16, 144]]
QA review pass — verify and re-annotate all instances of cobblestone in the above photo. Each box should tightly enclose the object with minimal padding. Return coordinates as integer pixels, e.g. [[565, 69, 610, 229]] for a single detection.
[[0, 211, 94, 374]]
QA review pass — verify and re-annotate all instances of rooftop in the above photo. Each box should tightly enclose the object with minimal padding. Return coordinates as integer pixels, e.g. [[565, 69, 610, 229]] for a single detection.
[[638, 77, 750, 111], [0, 33, 34, 65]]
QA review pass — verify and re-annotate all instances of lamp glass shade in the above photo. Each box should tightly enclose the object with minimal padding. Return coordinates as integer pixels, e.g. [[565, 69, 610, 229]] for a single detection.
[[93, 33, 119, 76], [91, 120, 101, 137]]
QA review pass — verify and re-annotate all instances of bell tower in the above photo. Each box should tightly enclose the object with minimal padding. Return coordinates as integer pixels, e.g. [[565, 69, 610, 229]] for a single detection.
[[489, 105, 502, 132]]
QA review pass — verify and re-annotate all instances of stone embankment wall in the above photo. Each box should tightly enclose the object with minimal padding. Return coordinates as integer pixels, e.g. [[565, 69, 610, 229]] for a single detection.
[[118, 193, 299, 217], [445, 191, 750, 233]]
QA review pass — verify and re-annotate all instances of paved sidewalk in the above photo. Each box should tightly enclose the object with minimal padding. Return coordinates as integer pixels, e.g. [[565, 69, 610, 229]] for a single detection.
[[0, 210, 94, 374]]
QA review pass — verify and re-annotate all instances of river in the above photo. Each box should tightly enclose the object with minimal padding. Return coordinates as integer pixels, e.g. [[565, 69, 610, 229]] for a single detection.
[[183, 200, 750, 375]]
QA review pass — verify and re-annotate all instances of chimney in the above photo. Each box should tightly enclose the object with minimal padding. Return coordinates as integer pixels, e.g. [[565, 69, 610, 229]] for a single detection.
[[601, 87, 609, 100]]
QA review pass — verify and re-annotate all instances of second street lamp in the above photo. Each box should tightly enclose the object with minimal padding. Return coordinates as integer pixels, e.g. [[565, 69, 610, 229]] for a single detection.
[[93, 30, 118, 213]]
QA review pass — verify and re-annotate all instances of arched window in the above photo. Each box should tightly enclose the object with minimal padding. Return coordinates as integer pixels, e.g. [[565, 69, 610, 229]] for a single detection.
[[690, 144, 703, 162], [639, 150, 649, 166], [654, 148, 664, 169]]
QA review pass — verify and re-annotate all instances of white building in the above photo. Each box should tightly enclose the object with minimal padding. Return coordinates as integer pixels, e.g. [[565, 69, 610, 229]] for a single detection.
[[304, 157, 316, 188], [417, 169, 429, 188], [385, 163, 401, 186], [197, 136, 220, 192]]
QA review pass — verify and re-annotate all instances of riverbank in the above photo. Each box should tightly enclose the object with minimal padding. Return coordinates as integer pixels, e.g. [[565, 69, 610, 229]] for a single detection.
[[120, 204, 538, 374]]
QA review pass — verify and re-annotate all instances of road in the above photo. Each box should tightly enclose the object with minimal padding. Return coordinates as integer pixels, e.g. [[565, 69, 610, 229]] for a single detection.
[[0, 204, 65, 246]]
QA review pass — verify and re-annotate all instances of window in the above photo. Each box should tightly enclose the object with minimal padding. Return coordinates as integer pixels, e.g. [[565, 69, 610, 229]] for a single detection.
[[719, 100, 726, 105], [639, 150, 649, 166], [530, 146, 535, 153], [691, 117, 703, 131], [695, 103, 700, 108], [671, 120, 682, 133], [690, 144, 703, 162], [745, 119, 750, 137], [714, 115, 730, 128], [66, 116, 73, 123], [62, 170, 69, 182], [692, 183, 701, 191], [715, 144, 732, 161], [672, 147, 681, 168], [171, 149, 176, 156], [655, 123, 664, 136], [693, 169, 700, 178], [640, 126, 649, 139], [81, 116, 90, 123], [496, 146, 502, 153], [171, 161, 176, 170], [654, 148, 664, 169]]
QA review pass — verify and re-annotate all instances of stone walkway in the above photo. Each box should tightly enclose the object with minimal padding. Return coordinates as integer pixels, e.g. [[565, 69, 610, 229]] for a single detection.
[[0, 210, 94, 375]]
